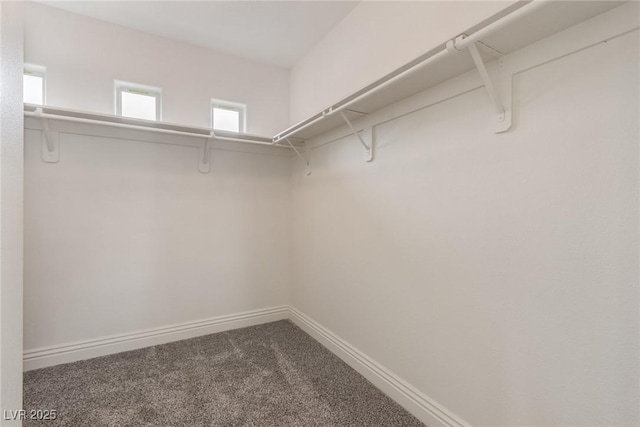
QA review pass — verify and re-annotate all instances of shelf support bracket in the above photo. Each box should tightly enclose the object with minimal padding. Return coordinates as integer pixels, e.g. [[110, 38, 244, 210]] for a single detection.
[[199, 136, 212, 173], [338, 111, 373, 162], [36, 108, 59, 163], [286, 139, 311, 175], [468, 42, 511, 133]]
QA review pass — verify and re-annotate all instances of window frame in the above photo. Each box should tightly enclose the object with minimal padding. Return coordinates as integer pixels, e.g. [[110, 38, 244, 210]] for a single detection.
[[211, 99, 247, 133], [23, 64, 46, 105], [115, 80, 162, 121]]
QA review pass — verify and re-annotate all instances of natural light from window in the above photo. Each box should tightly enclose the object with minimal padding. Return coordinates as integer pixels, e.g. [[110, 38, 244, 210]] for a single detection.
[[121, 91, 157, 121], [213, 107, 241, 132], [24, 74, 44, 105]]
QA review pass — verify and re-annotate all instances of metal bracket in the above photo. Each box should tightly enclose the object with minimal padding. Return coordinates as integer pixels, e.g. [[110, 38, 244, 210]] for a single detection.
[[475, 41, 503, 58], [338, 111, 373, 162], [198, 137, 212, 173], [467, 42, 511, 133], [36, 108, 59, 163], [446, 35, 465, 53], [286, 139, 311, 175]]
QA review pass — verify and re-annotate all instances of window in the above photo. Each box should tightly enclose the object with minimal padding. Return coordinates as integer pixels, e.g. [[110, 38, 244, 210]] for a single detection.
[[24, 64, 46, 105], [211, 99, 246, 133], [115, 81, 161, 121]]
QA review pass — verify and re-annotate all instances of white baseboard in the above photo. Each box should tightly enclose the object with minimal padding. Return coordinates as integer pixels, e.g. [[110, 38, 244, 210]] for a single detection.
[[23, 306, 288, 371], [288, 307, 469, 427], [25, 305, 467, 427]]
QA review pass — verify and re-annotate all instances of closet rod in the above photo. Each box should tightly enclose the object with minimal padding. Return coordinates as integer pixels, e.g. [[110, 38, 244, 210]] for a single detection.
[[273, 0, 550, 142], [24, 109, 289, 148], [329, 0, 551, 117]]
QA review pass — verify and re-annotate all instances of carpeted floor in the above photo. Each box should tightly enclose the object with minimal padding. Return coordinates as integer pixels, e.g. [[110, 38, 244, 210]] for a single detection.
[[24, 320, 424, 426]]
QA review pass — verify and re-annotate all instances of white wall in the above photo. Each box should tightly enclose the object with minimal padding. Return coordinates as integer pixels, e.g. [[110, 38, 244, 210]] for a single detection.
[[24, 2, 289, 136], [22, 1, 293, 365], [0, 1, 24, 424], [290, 6, 639, 426], [20, 2, 640, 426], [289, 1, 515, 124], [23, 128, 291, 352]]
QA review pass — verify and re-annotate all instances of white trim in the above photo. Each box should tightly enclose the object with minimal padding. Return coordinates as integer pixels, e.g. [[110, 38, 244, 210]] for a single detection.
[[25, 306, 468, 426], [288, 307, 470, 427], [23, 306, 288, 371]]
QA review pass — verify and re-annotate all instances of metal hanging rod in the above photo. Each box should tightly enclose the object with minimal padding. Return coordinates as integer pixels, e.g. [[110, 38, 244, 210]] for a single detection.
[[273, 0, 551, 142], [24, 105, 289, 148]]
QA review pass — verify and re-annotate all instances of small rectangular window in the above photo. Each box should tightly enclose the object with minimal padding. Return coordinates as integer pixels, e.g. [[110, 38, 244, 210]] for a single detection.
[[211, 99, 246, 133], [115, 81, 161, 121], [24, 64, 46, 105]]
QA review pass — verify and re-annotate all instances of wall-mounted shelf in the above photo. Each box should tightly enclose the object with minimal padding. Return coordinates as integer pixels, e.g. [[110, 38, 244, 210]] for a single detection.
[[24, 104, 280, 147], [24, 103, 291, 173], [274, 0, 624, 143], [25, 0, 627, 174]]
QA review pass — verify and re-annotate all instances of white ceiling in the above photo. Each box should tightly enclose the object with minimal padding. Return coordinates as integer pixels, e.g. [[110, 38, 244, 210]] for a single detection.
[[37, 1, 359, 68]]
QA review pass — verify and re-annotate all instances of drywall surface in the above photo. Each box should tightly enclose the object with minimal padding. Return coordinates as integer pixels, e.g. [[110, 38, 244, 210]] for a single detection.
[[24, 2, 289, 136], [290, 16, 639, 427], [23, 130, 291, 352], [0, 1, 24, 423], [289, 1, 515, 124]]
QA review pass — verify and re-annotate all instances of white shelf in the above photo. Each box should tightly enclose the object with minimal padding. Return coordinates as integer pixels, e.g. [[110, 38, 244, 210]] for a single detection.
[[23, 103, 282, 147], [274, 0, 625, 142], [25, 1, 625, 150]]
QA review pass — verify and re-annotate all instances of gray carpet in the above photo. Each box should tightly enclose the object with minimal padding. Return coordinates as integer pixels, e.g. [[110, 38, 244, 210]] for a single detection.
[[24, 320, 424, 426]]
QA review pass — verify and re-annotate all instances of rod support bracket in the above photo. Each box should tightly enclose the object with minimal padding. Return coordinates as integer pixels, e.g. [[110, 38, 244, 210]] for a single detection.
[[467, 42, 511, 133], [286, 139, 311, 175], [362, 127, 374, 162], [447, 34, 468, 53], [35, 108, 59, 163], [338, 111, 374, 162], [199, 136, 212, 173]]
